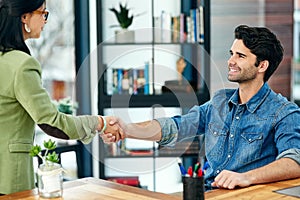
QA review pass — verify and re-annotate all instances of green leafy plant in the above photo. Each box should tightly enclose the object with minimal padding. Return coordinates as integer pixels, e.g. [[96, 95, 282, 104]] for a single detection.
[[110, 3, 133, 29], [29, 139, 59, 167], [53, 97, 78, 115], [109, 3, 145, 29]]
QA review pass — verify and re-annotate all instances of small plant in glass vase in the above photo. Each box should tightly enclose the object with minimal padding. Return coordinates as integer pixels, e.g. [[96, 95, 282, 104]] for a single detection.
[[54, 97, 78, 115], [30, 139, 64, 198], [109, 2, 144, 43], [52, 97, 78, 146]]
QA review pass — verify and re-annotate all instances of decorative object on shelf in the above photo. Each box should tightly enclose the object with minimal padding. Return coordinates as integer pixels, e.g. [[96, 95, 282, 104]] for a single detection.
[[109, 2, 144, 43], [162, 57, 194, 93], [53, 97, 78, 115], [29, 139, 64, 198], [114, 29, 135, 43]]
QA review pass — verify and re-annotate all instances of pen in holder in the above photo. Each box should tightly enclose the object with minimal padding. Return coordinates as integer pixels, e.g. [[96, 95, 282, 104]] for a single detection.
[[182, 176, 204, 200]]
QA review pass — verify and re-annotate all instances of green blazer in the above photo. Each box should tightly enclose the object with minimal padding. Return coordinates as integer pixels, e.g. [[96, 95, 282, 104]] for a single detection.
[[0, 50, 99, 194]]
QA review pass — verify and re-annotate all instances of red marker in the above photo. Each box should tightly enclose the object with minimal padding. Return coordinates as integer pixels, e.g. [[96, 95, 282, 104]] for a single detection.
[[197, 168, 203, 177], [187, 166, 193, 177]]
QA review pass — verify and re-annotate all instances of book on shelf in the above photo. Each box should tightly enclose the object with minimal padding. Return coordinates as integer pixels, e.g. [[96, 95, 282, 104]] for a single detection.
[[128, 149, 153, 156], [171, 16, 180, 43], [186, 16, 192, 43], [117, 68, 123, 94], [190, 8, 197, 43], [122, 69, 130, 93], [132, 68, 138, 94], [106, 176, 141, 187], [136, 68, 145, 94], [105, 66, 113, 95], [161, 11, 172, 43], [199, 6, 204, 43], [153, 16, 162, 43], [144, 61, 150, 95], [179, 13, 186, 43]]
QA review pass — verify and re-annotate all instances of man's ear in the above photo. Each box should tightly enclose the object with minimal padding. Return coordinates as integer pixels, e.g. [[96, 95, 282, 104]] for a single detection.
[[258, 60, 269, 73]]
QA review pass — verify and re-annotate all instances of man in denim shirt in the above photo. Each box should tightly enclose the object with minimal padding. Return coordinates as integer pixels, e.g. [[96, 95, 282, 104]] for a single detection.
[[102, 25, 300, 189]]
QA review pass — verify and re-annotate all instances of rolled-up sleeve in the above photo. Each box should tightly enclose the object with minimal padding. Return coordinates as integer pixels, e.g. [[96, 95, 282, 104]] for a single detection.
[[276, 148, 300, 165], [274, 103, 300, 165], [155, 118, 178, 147], [155, 105, 206, 147]]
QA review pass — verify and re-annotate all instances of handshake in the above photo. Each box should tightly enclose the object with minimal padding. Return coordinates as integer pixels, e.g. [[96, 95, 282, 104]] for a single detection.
[[99, 116, 126, 143], [98, 116, 162, 144]]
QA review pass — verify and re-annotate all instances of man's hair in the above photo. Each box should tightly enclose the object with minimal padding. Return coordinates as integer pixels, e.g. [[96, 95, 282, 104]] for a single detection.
[[234, 25, 284, 82], [0, 0, 45, 55]]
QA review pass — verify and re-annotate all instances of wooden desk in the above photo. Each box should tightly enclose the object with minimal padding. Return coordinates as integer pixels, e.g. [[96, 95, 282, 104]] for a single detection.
[[205, 178, 300, 200], [0, 177, 181, 200], [2, 177, 299, 199]]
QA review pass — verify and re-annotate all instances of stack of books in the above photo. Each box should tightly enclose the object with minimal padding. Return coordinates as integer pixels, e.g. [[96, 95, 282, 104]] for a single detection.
[[105, 62, 152, 95]]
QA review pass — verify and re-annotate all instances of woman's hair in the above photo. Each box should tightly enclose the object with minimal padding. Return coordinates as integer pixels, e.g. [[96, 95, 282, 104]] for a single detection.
[[234, 25, 284, 82], [0, 0, 45, 55]]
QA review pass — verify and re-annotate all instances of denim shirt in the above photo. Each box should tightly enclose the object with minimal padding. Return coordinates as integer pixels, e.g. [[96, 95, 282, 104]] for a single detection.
[[156, 83, 300, 183]]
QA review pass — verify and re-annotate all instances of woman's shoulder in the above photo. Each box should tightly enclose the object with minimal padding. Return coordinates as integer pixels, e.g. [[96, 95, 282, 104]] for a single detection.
[[4, 50, 40, 69], [6, 50, 36, 62]]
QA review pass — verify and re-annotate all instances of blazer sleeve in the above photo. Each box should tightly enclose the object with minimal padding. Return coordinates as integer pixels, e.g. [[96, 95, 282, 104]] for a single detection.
[[13, 56, 98, 144]]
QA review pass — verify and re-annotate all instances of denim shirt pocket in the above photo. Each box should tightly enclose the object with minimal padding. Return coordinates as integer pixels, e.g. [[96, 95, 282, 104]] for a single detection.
[[206, 123, 229, 158], [239, 132, 263, 164]]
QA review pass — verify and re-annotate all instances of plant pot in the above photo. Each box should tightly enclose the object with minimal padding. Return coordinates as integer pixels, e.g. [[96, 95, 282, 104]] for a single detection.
[[37, 163, 64, 198], [115, 29, 135, 43]]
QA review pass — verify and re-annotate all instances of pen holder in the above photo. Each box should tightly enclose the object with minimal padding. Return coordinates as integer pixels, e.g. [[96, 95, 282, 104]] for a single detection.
[[182, 176, 204, 200]]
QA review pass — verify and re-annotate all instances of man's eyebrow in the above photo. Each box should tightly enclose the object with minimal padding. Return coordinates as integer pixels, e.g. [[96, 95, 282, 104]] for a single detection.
[[237, 51, 247, 57], [229, 50, 247, 57]]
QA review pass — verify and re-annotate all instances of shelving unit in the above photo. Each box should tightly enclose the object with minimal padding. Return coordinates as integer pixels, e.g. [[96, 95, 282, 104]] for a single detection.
[[96, 0, 210, 192]]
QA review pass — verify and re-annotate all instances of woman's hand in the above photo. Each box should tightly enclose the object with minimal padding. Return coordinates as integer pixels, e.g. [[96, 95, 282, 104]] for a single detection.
[[100, 116, 126, 144]]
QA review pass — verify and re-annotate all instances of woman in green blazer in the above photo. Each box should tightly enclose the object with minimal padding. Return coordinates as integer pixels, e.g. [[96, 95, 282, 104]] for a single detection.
[[0, 0, 120, 195]]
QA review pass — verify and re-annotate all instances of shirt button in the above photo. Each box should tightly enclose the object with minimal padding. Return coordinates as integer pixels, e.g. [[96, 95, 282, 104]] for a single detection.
[[213, 131, 217, 135], [236, 116, 240, 120], [230, 134, 234, 138], [248, 139, 252, 142], [228, 155, 231, 158], [216, 170, 220, 174]]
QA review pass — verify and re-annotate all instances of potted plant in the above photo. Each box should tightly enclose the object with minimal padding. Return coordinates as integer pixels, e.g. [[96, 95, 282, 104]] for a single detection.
[[30, 139, 64, 198], [109, 2, 143, 43], [53, 97, 78, 115]]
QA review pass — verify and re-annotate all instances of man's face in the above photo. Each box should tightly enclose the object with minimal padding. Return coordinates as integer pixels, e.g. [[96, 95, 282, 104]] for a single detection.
[[227, 39, 259, 83]]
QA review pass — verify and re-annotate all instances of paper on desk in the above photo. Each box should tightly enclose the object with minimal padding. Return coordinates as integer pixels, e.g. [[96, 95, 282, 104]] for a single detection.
[[274, 185, 300, 198]]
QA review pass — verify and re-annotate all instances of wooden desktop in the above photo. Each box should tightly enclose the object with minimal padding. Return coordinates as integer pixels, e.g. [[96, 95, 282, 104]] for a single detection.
[[1, 177, 299, 199], [205, 178, 300, 200]]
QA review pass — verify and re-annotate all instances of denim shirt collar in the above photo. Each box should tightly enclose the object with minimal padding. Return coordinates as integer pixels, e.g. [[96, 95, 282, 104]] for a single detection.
[[228, 83, 271, 113]]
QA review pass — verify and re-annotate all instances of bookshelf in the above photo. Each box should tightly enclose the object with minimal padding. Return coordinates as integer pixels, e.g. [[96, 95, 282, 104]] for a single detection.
[[96, 0, 210, 192]]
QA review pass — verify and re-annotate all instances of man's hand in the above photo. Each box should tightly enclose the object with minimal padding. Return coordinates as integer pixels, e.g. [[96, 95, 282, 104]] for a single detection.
[[100, 116, 125, 144], [211, 170, 252, 189]]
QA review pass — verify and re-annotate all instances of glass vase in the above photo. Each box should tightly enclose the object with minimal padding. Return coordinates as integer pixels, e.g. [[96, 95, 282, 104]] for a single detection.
[[37, 163, 63, 198]]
